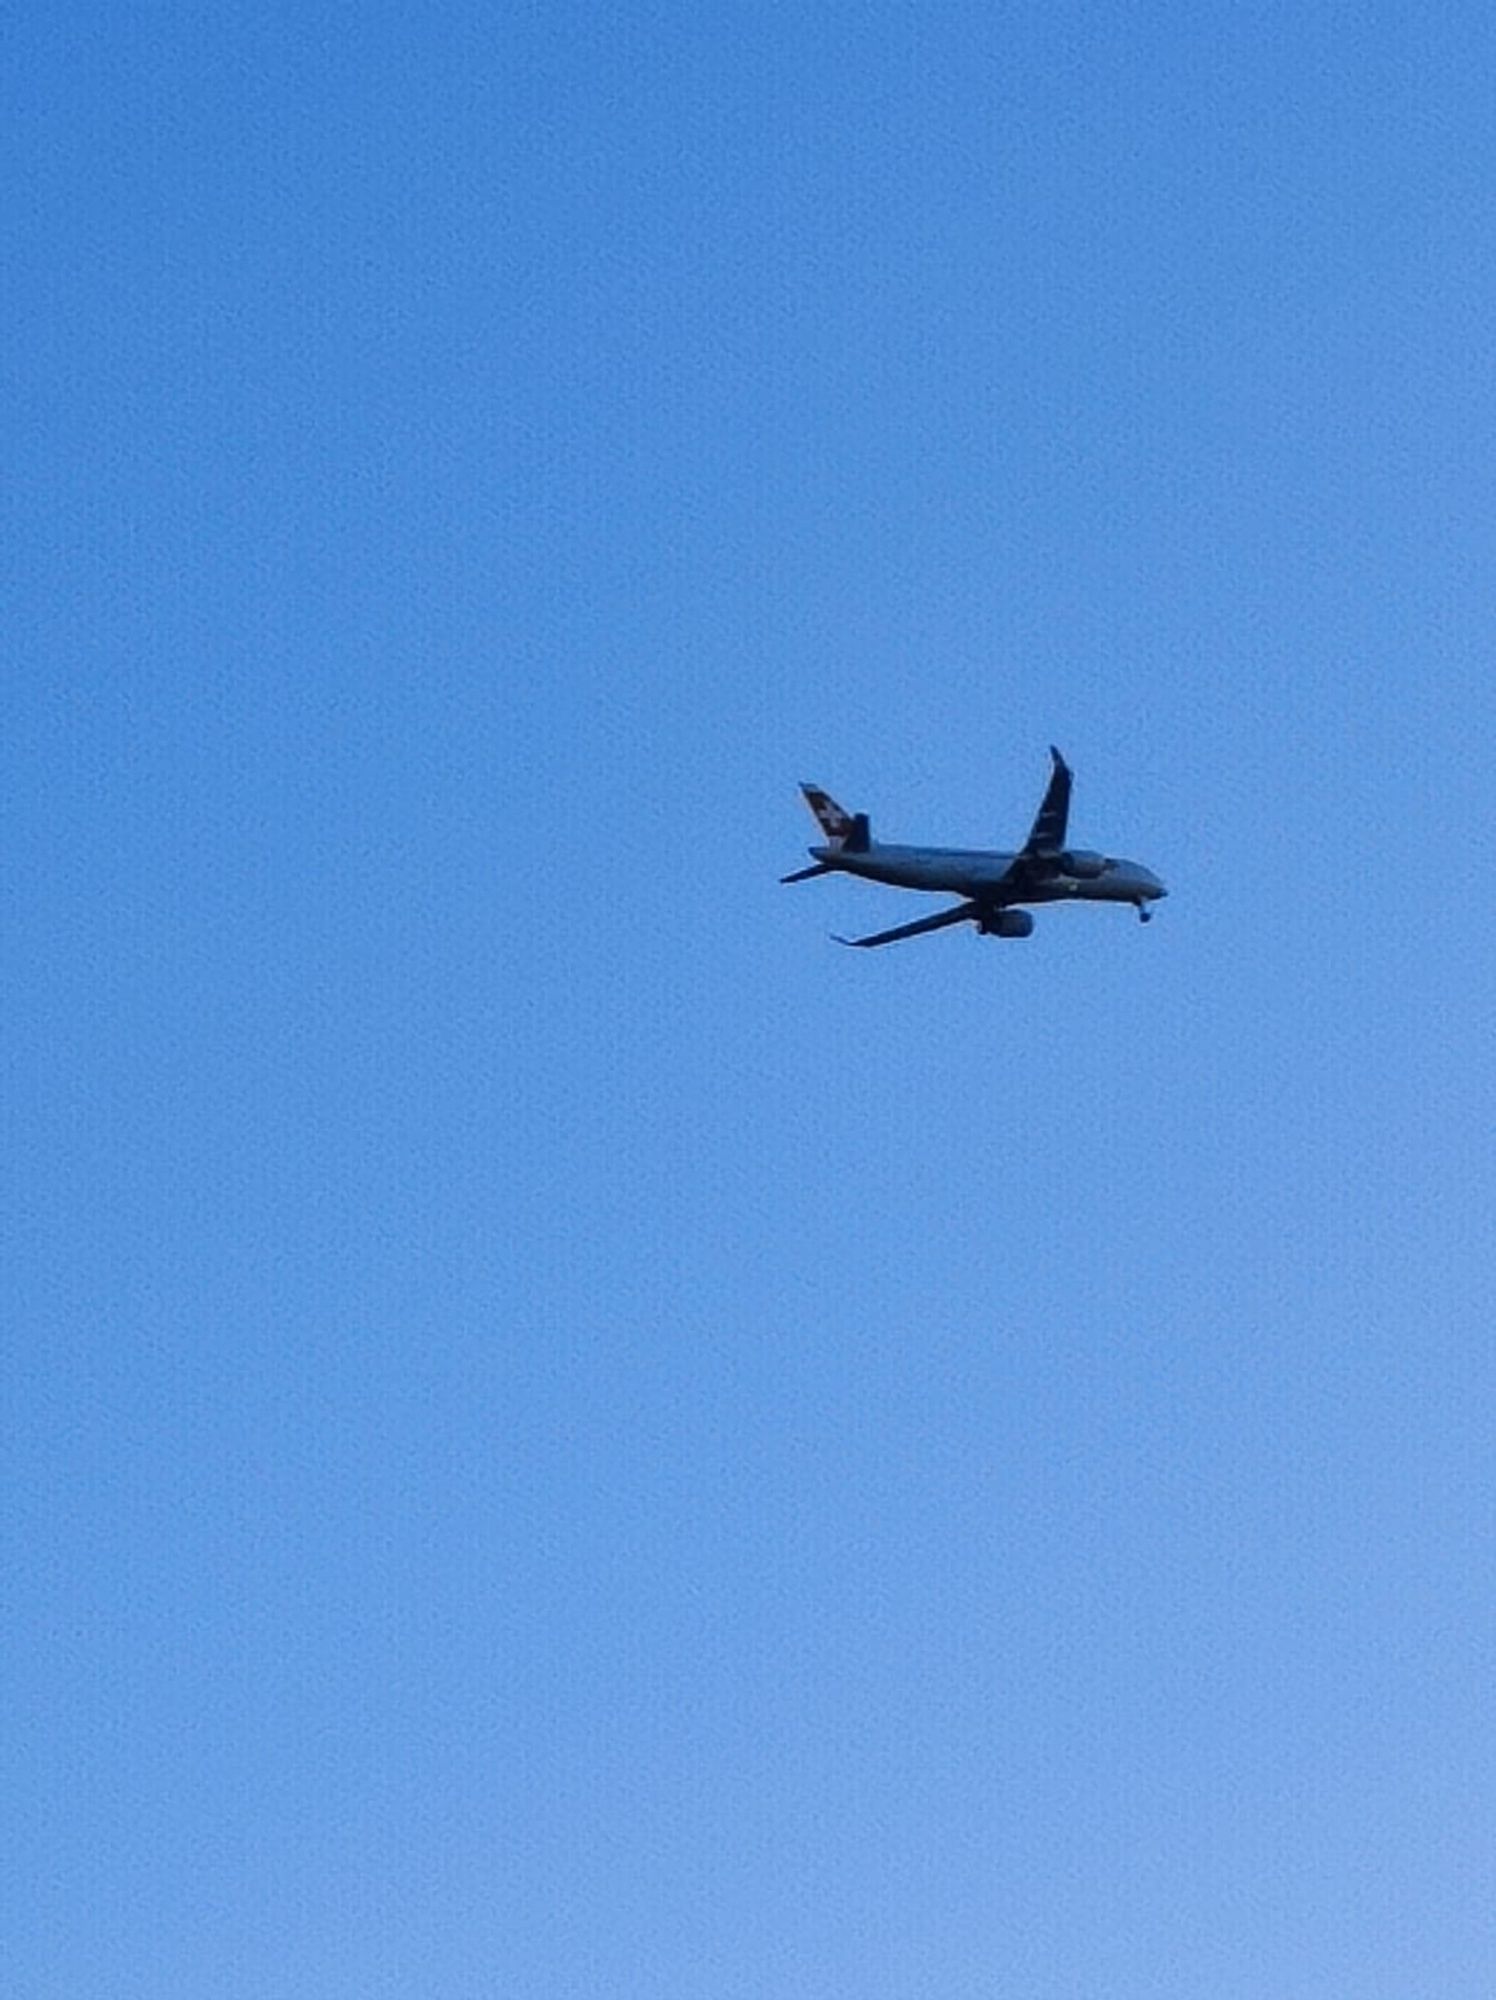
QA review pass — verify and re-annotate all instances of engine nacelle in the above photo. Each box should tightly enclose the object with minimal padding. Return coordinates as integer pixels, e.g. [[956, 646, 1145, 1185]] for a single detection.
[[1059, 849, 1108, 879], [979, 907, 1034, 938]]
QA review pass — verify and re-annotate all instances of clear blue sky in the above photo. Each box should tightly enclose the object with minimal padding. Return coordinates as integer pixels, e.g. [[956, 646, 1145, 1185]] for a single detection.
[[6, 7, 1495, 1994]]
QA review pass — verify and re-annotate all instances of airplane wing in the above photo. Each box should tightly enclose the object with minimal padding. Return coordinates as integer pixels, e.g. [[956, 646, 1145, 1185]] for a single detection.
[[834, 902, 978, 949], [1021, 746, 1072, 858]]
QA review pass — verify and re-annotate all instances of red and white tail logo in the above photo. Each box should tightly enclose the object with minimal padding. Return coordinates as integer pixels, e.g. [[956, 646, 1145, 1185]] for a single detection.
[[800, 785, 855, 846]]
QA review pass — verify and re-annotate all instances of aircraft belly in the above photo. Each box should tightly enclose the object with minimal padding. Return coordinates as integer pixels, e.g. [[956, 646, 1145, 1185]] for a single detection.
[[835, 849, 1153, 903], [853, 850, 1014, 894], [886, 864, 984, 893]]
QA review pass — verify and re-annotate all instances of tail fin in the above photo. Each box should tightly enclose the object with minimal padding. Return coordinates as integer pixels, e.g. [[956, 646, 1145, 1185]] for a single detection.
[[800, 785, 870, 853]]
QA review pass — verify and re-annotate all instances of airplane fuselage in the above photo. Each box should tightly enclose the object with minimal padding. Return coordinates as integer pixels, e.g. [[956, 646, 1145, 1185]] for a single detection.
[[812, 842, 1167, 908]]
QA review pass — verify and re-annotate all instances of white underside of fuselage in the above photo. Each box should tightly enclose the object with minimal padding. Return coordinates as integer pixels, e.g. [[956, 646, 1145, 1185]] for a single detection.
[[817, 843, 1157, 905]]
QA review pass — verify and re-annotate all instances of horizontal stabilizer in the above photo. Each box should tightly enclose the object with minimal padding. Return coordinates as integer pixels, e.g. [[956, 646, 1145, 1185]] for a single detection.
[[780, 862, 831, 884]]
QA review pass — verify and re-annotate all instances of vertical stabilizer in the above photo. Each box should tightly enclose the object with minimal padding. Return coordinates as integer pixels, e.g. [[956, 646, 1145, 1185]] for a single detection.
[[800, 786, 870, 852]]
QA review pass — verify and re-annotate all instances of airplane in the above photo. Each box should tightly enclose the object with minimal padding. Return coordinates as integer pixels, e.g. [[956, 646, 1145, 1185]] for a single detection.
[[782, 748, 1167, 948]]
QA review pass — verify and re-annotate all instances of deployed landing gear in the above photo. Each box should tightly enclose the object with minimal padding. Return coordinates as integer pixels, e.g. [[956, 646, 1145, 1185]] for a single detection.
[[1136, 901, 1152, 923]]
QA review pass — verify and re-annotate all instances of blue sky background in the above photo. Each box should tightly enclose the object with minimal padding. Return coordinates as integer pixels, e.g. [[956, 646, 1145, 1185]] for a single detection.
[[6, 6, 1496, 1994]]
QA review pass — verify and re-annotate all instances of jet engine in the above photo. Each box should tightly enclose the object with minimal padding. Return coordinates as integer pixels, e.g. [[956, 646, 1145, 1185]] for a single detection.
[[978, 908, 1035, 938], [1059, 850, 1108, 878]]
